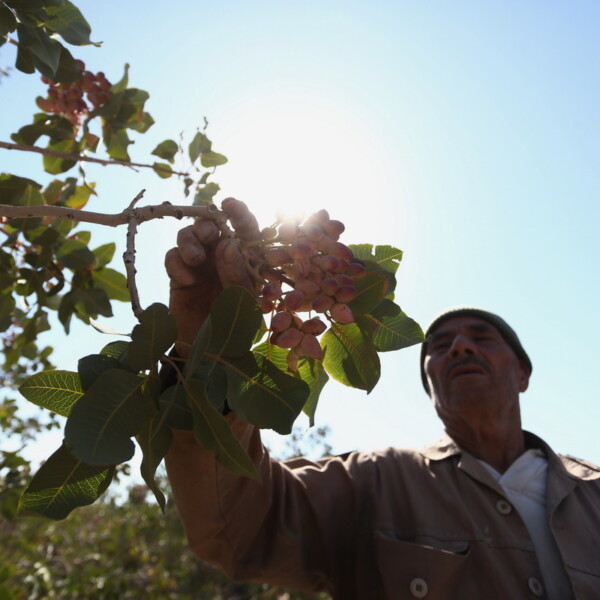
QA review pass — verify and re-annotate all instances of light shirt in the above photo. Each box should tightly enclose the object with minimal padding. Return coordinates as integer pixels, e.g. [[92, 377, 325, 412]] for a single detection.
[[479, 449, 574, 600]]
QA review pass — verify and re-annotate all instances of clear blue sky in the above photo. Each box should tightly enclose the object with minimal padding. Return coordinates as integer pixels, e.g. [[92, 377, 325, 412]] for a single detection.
[[2, 1, 599, 468]]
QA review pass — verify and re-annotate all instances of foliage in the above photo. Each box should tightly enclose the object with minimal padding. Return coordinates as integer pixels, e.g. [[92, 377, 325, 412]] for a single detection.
[[0, 480, 330, 599], [1, 0, 425, 523]]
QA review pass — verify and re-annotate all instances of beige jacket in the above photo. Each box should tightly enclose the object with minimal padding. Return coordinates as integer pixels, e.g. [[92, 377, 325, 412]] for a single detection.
[[171, 418, 600, 599]]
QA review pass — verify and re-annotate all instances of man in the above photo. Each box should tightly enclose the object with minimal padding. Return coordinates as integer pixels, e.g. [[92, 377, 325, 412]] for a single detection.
[[165, 199, 600, 599]]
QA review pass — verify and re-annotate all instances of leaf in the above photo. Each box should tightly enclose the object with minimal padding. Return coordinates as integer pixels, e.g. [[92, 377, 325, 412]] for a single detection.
[[18, 443, 114, 520], [185, 319, 211, 380], [64, 368, 146, 465], [188, 131, 211, 163], [297, 357, 329, 426], [91, 267, 129, 302], [62, 183, 94, 209], [152, 162, 173, 179], [151, 139, 178, 163], [0, 174, 44, 230], [99, 340, 130, 359], [222, 351, 309, 434], [201, 150, 228, 168], [17, 23, 61, 76], [124, 303, 177, 372], [367, 299, 425, 351], [159, 385, 193, 431], [111, 63, 129, 94], [92, 242, 116, 268], [321, 318, 381, 392], [44, 0, 96, 46], [102, 126, 131, 161], [18, 370, 83, 417], [55, 239, 95, 270], [0, 5, 17, 39], [208, 286, 262, 358], [77, 353, 126, 390], [349, 244, 404, 274], [73, 288, 112, 318], [12, 113, 75, 146], [137, 416, 172, 511], [194, 182, 220, 206], [347, 271, 389, 315], [185, 378, 259, 480], [43, 139, 80, 174]]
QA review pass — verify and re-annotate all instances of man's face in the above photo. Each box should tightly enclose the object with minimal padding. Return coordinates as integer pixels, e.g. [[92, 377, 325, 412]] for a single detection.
[[423, 317, 530, 418]]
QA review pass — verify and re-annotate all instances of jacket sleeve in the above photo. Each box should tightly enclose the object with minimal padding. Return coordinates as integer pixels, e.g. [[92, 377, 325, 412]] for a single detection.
[[165, 414, 372, 593]]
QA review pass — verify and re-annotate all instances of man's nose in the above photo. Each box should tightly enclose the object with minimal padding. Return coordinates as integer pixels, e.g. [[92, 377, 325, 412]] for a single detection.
[[449, 334, 476, 356]]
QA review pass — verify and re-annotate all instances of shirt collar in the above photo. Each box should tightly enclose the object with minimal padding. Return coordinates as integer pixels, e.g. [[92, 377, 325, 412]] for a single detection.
[[419, 430, 600, 482]]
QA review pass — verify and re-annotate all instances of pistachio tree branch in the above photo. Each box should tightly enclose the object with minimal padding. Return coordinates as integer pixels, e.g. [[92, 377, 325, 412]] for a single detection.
[[0, 140, 189, 177], [123, 210, 143, 320], [0, 201, 226, 227]]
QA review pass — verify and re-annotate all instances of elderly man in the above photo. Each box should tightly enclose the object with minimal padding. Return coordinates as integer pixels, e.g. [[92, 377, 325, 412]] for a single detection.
[[165, 199, 600, 599]]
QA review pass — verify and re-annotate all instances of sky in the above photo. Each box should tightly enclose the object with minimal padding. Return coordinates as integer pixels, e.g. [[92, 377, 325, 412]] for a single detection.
[[2, 1, 599, 472]]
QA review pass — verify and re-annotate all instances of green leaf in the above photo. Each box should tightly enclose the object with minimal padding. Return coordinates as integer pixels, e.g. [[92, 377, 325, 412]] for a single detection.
[[73, 287, 112, 318], [100, 340, 130, 360], [152, 162, 173, 179], [201, 150, 228, 168], [188, 131, 211, 163], [17, 23, 61, 76], [92, 242, 116, 268], [184, 318, 211, 378], [151, 139, 178, 163], [77, 354, 125, 391], [349, 244, 403, 274], [15, 43, 35, 75], [19, 443, 114, 520], [208, 286, 262, 358], [50, 43, 82, 84], [193, 182, 220, 206], [185, 378, 259, 480], [0, 173, 44, 229], [43, 139, 80, 174], [64, 368, 146, 465], [366, 300, 425, 351], [62, 182, 94, 209], [0, 4, 17, 38], [137, 416, 172, 511], [347, 271, 389, 315], [321, 318, 381, 392], [0, 294, 16, 332], [12, 113, 75, 146], [91, 267, 129, 302], [222, 351, 309, 434], [111, 63, 129, 94], [44, 0, 96, 46], [55, 239, 96, 269], [18, 370, 83, 416], [124, 303, 177, 372], [159, 385, 193, 431], [297, 357, 329, 426], [102, 126, 131, 161]]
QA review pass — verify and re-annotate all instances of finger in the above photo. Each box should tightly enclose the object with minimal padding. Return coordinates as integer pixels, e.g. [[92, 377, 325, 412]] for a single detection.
[[165, 247, 203, 288], [176, 226, 208, 267], [215, 238, 256, 291], [189, 218, 220, 246], [221, 197, 260, 241]]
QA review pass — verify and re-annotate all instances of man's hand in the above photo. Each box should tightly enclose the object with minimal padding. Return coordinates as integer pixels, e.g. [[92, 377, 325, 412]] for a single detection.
[[165, 198, 261, 356]]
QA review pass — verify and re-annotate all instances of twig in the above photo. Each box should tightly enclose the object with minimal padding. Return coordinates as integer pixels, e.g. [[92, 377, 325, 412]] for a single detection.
[[123, 213, 143, 320], [0, 140, 189, 178], [0, 202, 226, 227], [126, 189, 145, 211]]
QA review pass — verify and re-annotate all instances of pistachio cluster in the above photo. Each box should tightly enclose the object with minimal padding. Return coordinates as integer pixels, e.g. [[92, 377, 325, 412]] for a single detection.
[[255, 210, 366, 371]]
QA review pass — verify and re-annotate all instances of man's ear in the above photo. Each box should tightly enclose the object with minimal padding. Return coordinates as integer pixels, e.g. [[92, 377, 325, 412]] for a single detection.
[[518, 359, 530, 393]]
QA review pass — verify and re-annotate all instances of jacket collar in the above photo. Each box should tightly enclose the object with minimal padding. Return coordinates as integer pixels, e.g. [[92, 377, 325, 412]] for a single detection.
[[419, 430, 600, 483]]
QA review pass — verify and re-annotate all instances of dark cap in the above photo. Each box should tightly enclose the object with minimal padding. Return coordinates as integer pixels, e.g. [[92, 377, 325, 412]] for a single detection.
[[420, 307, 532, 394]]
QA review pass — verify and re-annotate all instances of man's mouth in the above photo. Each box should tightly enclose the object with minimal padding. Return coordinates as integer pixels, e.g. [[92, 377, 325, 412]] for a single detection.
[[447, 363, 487, 379]]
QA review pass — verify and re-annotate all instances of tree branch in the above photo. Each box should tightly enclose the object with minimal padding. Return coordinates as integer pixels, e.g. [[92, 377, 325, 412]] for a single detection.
[[0, 140, 189, 177], [0, 201, 226, 227]]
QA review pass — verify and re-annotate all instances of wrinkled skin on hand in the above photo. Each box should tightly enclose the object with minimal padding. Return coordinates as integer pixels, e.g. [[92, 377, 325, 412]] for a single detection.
[[165, 198, 261, 356]]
